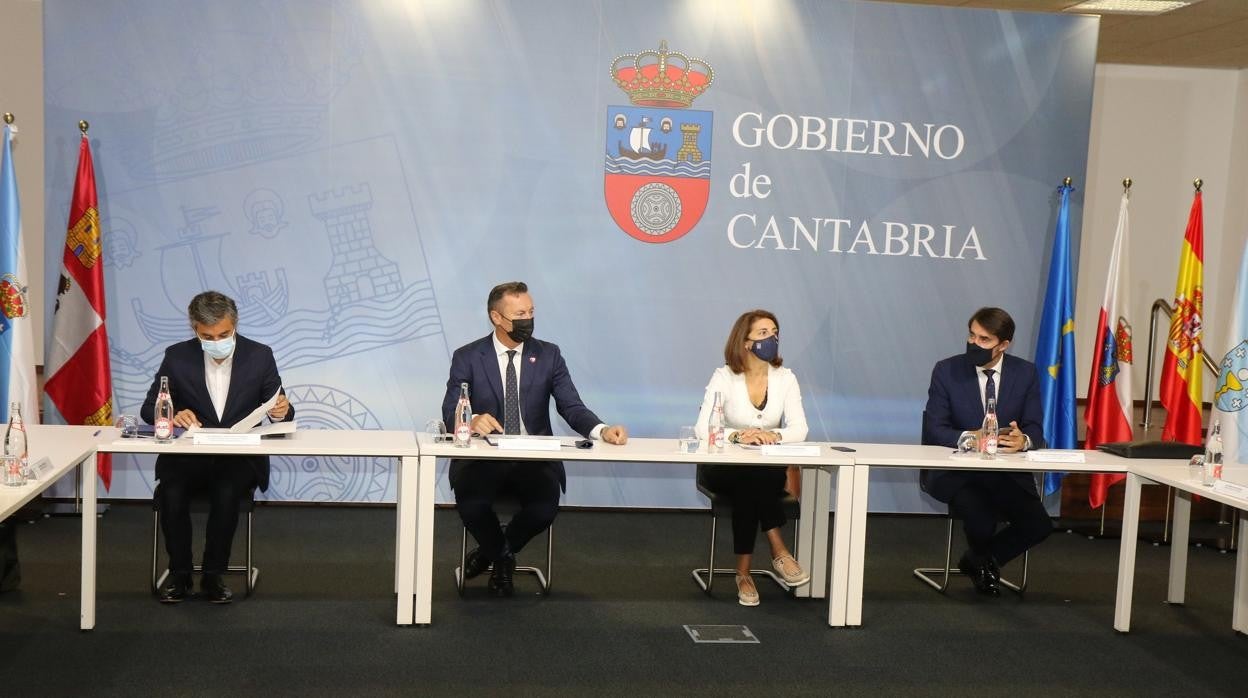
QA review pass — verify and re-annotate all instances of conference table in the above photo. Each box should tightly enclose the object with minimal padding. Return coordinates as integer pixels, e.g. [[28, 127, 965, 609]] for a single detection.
[[415, 433, 858, 626], [1116, 462, 1248, 634], [88, 428, 424, 629], [0, 424, 101, 524], [837, 443, 1179, 628]]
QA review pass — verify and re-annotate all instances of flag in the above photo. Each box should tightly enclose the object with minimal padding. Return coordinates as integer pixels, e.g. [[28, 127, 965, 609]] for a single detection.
[[0, 123, 39, 425], [1215, 240, 1248, 465], [1034, 181, 1077, 496], [1085, 191, 1134, 508], [1158, 191, 1204, 445], [44, 133, 114, 489]]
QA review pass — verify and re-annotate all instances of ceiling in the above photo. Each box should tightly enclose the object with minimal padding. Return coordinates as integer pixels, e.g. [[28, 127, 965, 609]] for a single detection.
[[866, 0, 1248, 67]]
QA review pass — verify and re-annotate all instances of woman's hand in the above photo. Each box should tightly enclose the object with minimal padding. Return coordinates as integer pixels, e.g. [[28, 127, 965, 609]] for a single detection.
[[735, 428, 781, 445]]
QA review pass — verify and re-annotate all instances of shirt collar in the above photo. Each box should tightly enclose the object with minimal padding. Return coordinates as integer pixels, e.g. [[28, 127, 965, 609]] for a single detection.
[[492, 333, 524, 358], [977, 355, 1004, 377]]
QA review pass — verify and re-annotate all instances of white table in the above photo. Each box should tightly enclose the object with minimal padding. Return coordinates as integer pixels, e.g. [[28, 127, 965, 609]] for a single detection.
[[838, 444, 1142, 627], [0, 424, 100, 522], [416, 434, 858, 626], [1116, 462, 1248, 634], [90, 428, 423, 629]]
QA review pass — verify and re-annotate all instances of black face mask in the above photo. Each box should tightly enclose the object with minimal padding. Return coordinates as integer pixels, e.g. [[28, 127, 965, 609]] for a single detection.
[[965, 341, 996, 367], [506, 318, 534, 343]]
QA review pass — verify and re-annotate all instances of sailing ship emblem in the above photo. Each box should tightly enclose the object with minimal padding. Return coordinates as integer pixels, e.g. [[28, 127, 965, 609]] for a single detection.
[[604, 41, 713, 244]]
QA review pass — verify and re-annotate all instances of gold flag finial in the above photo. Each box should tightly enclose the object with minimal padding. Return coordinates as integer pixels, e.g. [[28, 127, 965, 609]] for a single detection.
[[1122, 178, 1132, 191], [78, 120, 89, 134], [1193, 178, 1202, 192], [2, 113, 13, 125], [1062, 176, 1072, 187]]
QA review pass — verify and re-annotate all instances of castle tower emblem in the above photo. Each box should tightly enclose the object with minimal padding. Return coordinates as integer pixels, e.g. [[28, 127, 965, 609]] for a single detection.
[[309, 184, 403, 308]]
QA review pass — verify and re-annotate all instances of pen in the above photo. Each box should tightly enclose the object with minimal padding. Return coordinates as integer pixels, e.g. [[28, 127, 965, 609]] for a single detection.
[[93, 429, 101, 436]]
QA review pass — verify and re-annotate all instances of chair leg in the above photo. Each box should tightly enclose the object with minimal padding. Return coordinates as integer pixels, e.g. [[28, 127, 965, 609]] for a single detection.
[[691, 511, 718, 593], [245, 510, 257, 596], [913, 517, 956, 593], [1000, 550, 1028, 594], [454, 526, 467, 596], [152, 509, 162, 594]]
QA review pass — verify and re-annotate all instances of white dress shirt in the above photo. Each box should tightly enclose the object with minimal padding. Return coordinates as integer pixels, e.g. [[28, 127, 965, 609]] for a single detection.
[[968, 355, 1031, 449], [489, 333, 606, 439], [202, 349, 234, 422], [694, 364, 808, 443]]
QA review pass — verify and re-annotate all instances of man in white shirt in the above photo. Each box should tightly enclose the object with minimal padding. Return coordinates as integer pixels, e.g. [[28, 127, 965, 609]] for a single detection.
[[142, 291, 292, 604], [441, 281, 627, 597]]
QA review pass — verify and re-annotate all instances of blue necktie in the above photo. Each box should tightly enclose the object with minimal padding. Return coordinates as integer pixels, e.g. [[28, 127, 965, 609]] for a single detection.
[[504, 350, 520, 435], [983, 368, 997, 406]]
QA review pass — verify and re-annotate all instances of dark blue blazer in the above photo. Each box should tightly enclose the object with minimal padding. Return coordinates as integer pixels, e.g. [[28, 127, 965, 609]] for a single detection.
[[441, 334, 604, 492], [141, 335, 293, 492], [920, 353, 1046, 503]]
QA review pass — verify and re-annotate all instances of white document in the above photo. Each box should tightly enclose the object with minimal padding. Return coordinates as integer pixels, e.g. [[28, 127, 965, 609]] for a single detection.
[[230, 386, 283, 432], [1025, 450, 1087, 463], [192, 431, 261, 446], [760, 443, 820, 457], [493, 435, 563, 452]]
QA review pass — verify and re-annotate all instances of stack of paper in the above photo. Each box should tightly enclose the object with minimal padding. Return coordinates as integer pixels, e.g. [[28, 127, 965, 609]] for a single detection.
[[1025, 450, 1086, 463]]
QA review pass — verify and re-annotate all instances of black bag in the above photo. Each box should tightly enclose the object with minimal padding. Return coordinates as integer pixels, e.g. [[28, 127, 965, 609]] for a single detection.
[[1097, 440, 1203, 459]]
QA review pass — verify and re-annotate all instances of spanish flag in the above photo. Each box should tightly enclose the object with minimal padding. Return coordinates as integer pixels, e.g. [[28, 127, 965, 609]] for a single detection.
[[1158, 190, 1204, 446]]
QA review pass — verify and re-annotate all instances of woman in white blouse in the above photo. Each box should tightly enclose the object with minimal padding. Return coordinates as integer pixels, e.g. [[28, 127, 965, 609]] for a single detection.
[[695, 309, 810, 606]]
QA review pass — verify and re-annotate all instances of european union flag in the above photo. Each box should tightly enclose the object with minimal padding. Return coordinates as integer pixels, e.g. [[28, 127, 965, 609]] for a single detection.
[[1035, 182, 1078, 495]]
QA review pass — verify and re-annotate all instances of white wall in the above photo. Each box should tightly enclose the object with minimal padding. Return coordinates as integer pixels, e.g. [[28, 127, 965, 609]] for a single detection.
[[1077, 63, 1248, 404], [0, 0, 45, 360]]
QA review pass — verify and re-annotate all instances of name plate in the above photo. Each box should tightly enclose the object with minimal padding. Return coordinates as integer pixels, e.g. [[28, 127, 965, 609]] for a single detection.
[[761, 444, 820, 457], [28, 456, 53, 480], [192, 432, 261, 446], [1211, 479, 1248, 500], [1026, 450, 1086, 464], [495, 437, 562, 452]]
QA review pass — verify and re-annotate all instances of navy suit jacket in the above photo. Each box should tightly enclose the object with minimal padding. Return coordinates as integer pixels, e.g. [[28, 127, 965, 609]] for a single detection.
[[920, 352, 1046, 503], [141, 335, 293, 492], [441, 334, 604, 492]]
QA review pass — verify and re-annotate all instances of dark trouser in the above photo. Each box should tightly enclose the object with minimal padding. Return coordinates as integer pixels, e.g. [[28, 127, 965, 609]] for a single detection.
[[0, 520, 18, 592], [948, 472, 1052, 566], [452, 459, 561, 560], [157, 458, 257, 575], [703, 464, 788, 555]]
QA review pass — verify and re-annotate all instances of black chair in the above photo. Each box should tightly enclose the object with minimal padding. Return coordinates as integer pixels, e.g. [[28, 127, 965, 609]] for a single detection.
[[150, 483, 258, 596], [691, 464, 801, 594], [453, 493, 553, 596]]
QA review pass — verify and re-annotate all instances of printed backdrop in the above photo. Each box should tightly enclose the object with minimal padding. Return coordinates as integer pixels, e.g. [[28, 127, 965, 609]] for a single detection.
[[42, 0, 1098, 511]]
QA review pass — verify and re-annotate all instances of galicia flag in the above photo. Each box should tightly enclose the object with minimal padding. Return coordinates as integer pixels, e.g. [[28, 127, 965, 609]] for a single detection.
[[1086, 191, 1134, 509]]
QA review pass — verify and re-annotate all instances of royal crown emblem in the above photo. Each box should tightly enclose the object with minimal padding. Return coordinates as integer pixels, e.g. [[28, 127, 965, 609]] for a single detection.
[[603, 41, 714, 244], [611, 41, 714, 109]]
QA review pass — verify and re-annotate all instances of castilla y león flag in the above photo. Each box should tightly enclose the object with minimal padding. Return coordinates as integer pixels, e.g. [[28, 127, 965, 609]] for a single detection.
[[44, 133, 114, 489], [1159, 190, 1204, 446]]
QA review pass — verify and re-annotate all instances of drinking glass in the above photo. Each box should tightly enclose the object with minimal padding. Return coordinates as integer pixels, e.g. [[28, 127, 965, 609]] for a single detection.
[[424, 419, 449, 442], [1188, 454, 1205, 483], [1, 454, 24, 487], [677, 425, 699, 454], [956, 432, 978, 455]]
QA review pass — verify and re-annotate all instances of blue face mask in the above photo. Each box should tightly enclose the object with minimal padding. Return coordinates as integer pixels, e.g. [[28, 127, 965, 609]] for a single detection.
[[750, 335, 780, 362], [201, 334, 236, 360]]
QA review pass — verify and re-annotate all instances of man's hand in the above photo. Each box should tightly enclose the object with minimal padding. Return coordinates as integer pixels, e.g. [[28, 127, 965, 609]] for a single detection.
[[471, 413, 502, 435], [268, 394, 290, 421], [998, 421, 1027, 453], [601, 425, 628, 445], [172, 409, 201, 429]]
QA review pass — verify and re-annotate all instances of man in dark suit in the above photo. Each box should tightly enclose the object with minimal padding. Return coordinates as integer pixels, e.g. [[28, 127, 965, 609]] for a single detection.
[[921, 307, 1051, 596], [142, 291, 293, 604], [442, 281, 627, 597]]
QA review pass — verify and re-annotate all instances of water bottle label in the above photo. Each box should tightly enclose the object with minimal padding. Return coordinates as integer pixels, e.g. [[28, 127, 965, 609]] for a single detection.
[[455, 424, 471, 443], [155, 417, 172, 439]]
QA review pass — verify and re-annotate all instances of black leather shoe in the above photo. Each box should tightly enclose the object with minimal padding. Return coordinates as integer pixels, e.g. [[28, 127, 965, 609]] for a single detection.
[[488, 553, 515, 598], [158, 573, 192, 604], [463, 547, 492, 580], [201, 573, 234, 604], [958, 552, 999, 597]]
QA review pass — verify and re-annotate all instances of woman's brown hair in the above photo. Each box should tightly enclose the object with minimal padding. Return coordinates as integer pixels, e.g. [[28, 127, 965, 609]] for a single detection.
[[724, 309, 782, 374]]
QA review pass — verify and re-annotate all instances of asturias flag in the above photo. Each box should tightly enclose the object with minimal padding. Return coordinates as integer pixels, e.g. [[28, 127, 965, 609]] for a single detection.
[[1085, 190, 1134, 508], [1034, 181, 1077, 496], [1159, 191, 1204, 445], [0, 122, 39, 425], [1215, 240, 1248, 465], [44, 133, 114, 489]]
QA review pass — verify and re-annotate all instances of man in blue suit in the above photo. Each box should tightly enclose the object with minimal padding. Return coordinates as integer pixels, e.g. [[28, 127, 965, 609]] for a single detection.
[[441, 281, 628, 597], [921, 307, 1051, 596], [142, 291, 293, 604]]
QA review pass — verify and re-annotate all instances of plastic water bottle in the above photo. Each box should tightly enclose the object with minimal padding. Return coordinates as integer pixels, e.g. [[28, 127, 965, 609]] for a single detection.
[[154, 376, 175, 443], [708, 391, 725, 453], [980, 396, 999, 458], [453, 382, 472, 448], [4, 402, 28, 479], [1202, 421, 1224, 486]]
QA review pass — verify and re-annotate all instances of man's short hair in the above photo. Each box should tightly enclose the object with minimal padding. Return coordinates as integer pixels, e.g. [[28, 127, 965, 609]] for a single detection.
[[188, 291, 239, 328], [487, 281, 528, 315], [968, 307, 1015, 343]]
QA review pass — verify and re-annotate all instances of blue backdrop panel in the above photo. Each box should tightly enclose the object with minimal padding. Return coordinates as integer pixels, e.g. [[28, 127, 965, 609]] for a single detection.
[[42, 0, 1097, 510]]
